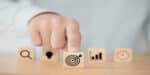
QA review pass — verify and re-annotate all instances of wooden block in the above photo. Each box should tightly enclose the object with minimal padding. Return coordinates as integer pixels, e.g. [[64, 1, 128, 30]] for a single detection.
[[114, 48, 133, 63], [87, 48, 106, 63], [63, 51, 84, 68], [17, 48, 35, 61], [40, 50, 59, 63]]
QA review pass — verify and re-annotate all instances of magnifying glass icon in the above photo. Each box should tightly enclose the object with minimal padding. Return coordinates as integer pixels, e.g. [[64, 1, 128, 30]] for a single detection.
[[20, 50, 32, 59]]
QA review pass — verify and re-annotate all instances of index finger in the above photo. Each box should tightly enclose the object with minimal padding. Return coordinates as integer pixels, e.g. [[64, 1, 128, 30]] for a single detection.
[[65, 18, 81, 52]]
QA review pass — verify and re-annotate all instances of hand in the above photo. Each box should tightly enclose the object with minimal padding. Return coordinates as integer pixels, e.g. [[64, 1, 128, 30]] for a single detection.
[[28, 13, 81, 52]]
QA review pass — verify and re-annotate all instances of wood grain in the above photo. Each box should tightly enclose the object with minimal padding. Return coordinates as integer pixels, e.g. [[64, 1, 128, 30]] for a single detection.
[[0, 53, 150, 75]]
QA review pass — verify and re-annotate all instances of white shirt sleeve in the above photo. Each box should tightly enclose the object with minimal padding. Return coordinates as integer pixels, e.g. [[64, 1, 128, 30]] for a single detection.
[[0, 0, 50, 33], [0, 0, 53, 54]]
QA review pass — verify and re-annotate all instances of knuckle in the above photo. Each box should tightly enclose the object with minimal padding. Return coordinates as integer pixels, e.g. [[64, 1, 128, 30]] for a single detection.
[[37, 20, 50, 30], [67, 18, 80, 31], [50, 16, 63, 24], [39, 22, 50, 30], [70, 35, 80, 42], [68, 18, 79, 25], [52, 38, 65, 48], [52, 42, 65, 49], [56, 43, 65, 49]]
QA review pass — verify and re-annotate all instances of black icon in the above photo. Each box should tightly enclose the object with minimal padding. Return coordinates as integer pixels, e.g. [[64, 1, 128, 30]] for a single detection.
[[65, 54, 82, 66], [90, 52, 102, 60], [46, 51, 53, 59], [20, 50, 32, 59]]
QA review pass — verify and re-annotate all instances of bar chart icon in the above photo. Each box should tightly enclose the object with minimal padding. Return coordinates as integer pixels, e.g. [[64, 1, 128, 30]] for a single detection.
[[91, 52, 102, 60], [88, 48, 106, 63]]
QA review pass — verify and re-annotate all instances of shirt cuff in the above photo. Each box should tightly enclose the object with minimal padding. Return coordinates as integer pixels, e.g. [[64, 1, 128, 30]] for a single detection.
[[14, 6, 51, 32]]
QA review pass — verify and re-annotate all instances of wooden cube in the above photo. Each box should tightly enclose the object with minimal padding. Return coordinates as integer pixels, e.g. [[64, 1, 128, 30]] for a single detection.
[[63, 51, 84, 68], [87, 48, 106, 63], [17, 48, 35, 61], [40, 50, 59, 63], [114, 48, 133, 63]]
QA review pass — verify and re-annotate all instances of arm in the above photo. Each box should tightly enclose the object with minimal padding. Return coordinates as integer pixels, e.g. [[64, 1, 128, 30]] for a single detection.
[[0, 0, 81, 52], [0, 0, 49, 32]]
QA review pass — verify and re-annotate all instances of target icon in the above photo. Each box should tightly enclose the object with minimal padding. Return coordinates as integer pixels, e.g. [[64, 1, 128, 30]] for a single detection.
[[63, 52, 84, 68], [65, 54, 82, 66]]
